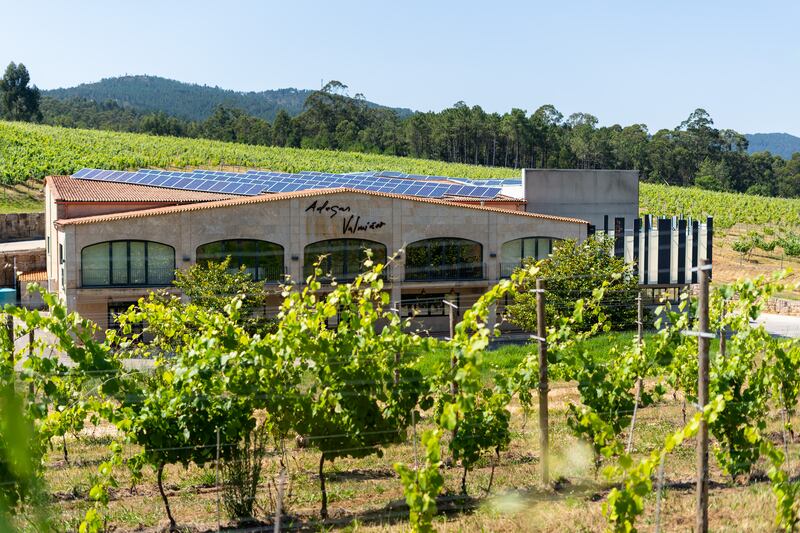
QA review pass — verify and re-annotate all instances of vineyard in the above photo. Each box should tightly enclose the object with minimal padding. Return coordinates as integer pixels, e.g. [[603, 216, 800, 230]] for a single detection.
[[2, 120, 800, 228], [2, 258, 800, 532]]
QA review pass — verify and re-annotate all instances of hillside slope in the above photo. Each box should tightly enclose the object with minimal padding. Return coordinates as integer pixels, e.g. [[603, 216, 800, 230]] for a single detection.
[[43, 75, 413, 121], [745, 132, 800, 159], [2, 120, 798, 229]]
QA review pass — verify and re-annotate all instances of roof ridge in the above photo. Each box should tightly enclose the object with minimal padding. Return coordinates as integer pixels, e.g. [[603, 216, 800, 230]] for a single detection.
[[47, 175, 236, 203], [54, 186, 587, 227]]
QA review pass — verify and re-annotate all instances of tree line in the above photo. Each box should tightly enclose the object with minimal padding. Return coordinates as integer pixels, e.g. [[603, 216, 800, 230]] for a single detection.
[[3, 63, 800, 198]]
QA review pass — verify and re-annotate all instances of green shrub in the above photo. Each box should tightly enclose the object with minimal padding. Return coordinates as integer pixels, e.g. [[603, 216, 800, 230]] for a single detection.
[[507, 236, 638, 331], [778, 234, 800, 257], [732, 235, 755, 258]]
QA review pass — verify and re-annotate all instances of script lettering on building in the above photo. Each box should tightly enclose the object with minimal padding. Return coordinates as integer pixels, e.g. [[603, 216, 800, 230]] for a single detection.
[[305, 200, 386, 235], [305, 199, 351, 218], [342, 215, 386, 235]]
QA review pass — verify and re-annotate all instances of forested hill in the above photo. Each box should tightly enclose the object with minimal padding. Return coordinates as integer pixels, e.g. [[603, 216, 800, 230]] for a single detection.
[[745, 133, 800, 160], [43, 75, 413, 121]]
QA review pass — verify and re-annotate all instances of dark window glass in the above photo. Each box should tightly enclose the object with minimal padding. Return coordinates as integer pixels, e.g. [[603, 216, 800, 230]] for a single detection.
[[405, 238, 483, 281], [499, 237, 561, 278], [196, 240, 284, 282], [304, 239, 387, 281], [81, 241, 175, 287], [400, 293, 451, 317]]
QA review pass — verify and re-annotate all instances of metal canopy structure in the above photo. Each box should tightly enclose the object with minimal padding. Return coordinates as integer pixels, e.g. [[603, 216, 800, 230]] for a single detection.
[[71, 168, 509, 199]]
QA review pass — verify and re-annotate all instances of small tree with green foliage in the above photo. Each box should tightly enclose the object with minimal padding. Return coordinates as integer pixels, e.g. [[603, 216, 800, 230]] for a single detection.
[[0, 286, 122, 528], [507, 236, 638, 332], [435, 275, 525, 495], [173, 257, 275, 334], [277, 255, 431, 518], [110, 298, 265, 529]]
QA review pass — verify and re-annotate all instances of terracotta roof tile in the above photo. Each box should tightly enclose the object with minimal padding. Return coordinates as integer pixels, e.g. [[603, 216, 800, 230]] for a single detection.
[[55, 187, 589, 227], [18, 270, 47, 282], [47, 175, 235, 203]]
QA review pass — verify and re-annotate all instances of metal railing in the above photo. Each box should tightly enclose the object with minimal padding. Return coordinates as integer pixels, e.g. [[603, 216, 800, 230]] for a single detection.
[[500, 262, 524, 279], [81, 267, 175, 288], [241, 265, 287, 283], [302, 265, 386, 283], [404, 262, 485, 282]]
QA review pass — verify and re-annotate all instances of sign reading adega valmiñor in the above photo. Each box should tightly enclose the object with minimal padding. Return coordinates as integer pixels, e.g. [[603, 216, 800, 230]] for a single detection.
[[305, 200, 387, 235]]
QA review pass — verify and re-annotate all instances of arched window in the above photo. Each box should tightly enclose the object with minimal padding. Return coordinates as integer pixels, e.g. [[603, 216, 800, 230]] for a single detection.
[[500, 237, 560, 277], [405, 238, 483, 281], [196, 239, 284, 282], [304, 239, 386, 281], [81, 241, 175, 287]]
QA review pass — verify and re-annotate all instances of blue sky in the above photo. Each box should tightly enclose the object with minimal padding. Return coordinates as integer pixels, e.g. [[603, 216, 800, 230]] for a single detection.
[[4, 0, 799, 134]]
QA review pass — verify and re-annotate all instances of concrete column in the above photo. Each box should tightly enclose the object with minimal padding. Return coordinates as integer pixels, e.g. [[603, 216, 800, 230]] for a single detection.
[[289, 199, 303, 283], [180, 212, 192, 271], [390, 284, 402, 313], [486, 212, 498, 281], [390, 199, 405, 305], [487, 301, 497, 330]]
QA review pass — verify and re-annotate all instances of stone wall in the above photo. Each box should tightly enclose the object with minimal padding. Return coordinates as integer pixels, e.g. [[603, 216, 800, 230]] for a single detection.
[[0, 213, 45, 241], [766, 298, 800, 317]]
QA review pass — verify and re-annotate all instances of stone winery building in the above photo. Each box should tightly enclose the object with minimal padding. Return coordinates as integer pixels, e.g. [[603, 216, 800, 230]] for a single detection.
[[43, 167, 710, 333]]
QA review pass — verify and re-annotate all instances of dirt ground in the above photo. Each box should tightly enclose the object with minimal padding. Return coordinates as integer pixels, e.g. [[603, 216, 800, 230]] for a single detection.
[[29, 381, 799, 533]]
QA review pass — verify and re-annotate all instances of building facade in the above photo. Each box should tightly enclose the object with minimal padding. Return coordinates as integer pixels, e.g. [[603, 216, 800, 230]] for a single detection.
[[45, 176, 588, 333]]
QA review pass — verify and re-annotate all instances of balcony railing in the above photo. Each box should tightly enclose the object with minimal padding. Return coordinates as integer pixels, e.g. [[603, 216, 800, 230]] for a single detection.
[[302, 265, 385, 283], [500, 262, 525, 279], [81, 267, 175, 288], [404, 262, 485, 282], [239, 265, 287, 283]]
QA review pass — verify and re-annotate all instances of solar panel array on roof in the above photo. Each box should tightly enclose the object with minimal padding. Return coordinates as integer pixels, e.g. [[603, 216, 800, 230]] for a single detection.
[[448, 177, 523, 186], [71, 168, 504, 199]]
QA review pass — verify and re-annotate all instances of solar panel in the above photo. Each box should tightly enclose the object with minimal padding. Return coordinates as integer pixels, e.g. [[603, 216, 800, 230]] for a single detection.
[[71, 168, 502, 200]]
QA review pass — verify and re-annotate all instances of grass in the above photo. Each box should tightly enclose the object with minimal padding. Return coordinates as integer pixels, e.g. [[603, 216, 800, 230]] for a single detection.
[[22, 332, 772, 533], [415, 330, 647, 375], [0, 181, 43, 213]]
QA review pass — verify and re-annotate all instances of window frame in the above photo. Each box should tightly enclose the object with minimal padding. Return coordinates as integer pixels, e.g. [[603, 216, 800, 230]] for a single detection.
[[303, 238, 387, 281], [195, 239, 285, 282], [500, 236, 561, 278], [404, 237, 484, 281], [81, 240, 175, 288]]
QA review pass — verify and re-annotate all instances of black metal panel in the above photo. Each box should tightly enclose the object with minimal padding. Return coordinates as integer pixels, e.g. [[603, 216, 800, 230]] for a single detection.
[[633, 218, 641, 268], [678, 219, 687, 284], [706, 217, 713, 280], [657, 218, 671, 284], [614, 217, 625, 257], [604, 214, 609, 234], [643, 216, 650, 285], [587, 224, 596, 236], [692, 220, 699, 284]]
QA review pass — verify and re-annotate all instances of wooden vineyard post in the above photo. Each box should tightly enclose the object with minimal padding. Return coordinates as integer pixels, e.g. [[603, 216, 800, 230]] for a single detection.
[[696, 259, 711, 533], [444, 299, 458, 395], [391, 303, 400, 386], [5, 314, 13, 356], [719, 301, 726, 360], [627, 291, 644, 454], [535, 279, 549, 485]]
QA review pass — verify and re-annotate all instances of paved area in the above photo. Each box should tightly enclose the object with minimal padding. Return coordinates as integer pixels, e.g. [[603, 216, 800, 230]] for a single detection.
[[0, 239, 45, 253], [755, 313, 800, 338]]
